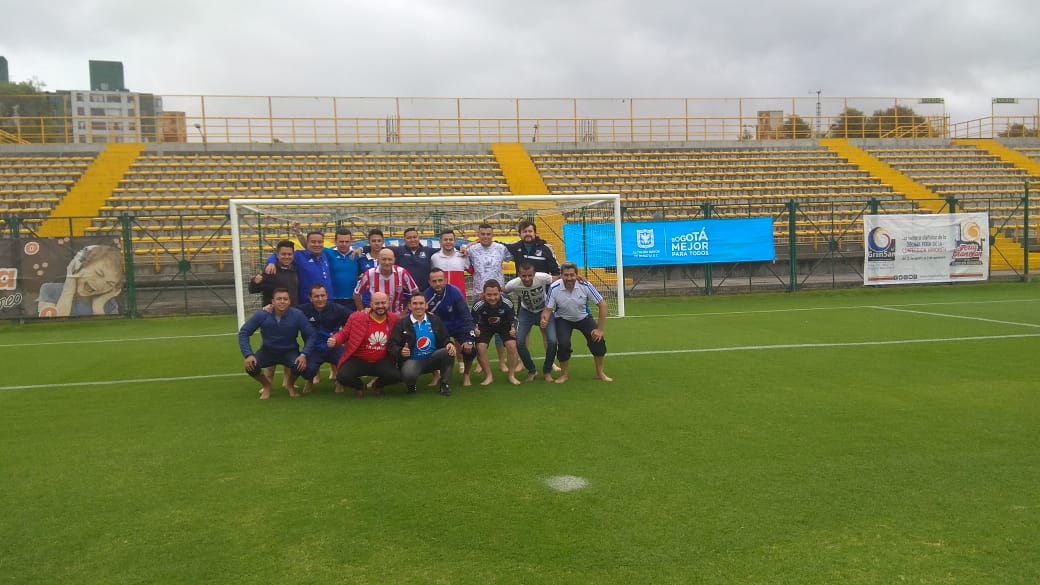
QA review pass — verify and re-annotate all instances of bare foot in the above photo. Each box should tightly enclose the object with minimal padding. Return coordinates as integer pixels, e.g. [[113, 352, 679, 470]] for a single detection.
[[301, 383, 313, 394], [514, 363, 527, 375], [499, 364, 510, 373], [554, 375, 568, 384], [462, 374, 472, 387], [259, 387, 272, 400], [480, 376, 494, 386], [429, 372, 441, 387], [473, 364, 483, 374], [525, 373, 536, 382], [312, 375, 320, 384], [597, 373, 613, 382], [552, 364, 562, 373], [288, 389, 301, 398], [334, 384, 344, 394], [508, 376, 521, 386], [543, 374, 554, 382]]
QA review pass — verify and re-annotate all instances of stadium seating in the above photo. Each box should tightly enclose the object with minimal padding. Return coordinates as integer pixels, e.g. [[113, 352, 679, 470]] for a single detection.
[[0, 155, 95, 217], [530, 147, 915, 245]]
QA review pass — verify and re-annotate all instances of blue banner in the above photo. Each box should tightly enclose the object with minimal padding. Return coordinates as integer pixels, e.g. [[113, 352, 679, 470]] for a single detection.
[[563, 218, 775, 267]]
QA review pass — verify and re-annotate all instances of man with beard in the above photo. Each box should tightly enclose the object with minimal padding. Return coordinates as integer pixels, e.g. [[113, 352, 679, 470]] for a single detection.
[[328, 292, 401, 399]]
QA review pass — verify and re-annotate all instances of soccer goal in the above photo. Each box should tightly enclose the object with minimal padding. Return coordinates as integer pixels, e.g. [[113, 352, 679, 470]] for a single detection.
[[229, 194, 624, 327]]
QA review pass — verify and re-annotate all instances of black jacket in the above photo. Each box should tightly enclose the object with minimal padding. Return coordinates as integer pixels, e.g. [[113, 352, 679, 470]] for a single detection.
[[505, 238, 561, 276], [389, 312, 452, 365]]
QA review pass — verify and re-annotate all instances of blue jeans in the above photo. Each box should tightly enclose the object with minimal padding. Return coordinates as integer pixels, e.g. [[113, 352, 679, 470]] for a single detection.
[[516, 308, 558, 375]]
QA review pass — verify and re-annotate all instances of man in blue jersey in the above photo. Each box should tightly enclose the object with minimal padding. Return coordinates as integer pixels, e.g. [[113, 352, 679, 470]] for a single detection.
[[264, 229, 333, 304], [392, 227, 434, 293], [540, 262, 612, 384], [238, 288, 319, 399], [424, 267, 477, 387], [270, 223, 361, 309], [389, 291, 456, 397], [297, 284, 350, 394]]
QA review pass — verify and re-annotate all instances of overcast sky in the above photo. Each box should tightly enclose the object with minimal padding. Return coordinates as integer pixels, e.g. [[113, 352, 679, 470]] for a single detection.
[[2, 0, 1038, 122]]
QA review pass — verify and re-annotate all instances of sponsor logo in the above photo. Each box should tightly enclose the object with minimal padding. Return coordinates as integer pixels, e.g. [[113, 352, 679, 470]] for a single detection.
[[368, 331, 388, 346], [670, 228, 710, 257], [866, 227, 896, 261], [488, 316, 500, 324], [416, 336, 432, 350], [0, 292, 23, 308], [636, 229, 654, 249], [0, 268, 17, 291]]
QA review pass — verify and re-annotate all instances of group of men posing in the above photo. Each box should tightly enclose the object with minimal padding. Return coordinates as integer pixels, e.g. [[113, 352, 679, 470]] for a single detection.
[[237, 220, 612, 400]]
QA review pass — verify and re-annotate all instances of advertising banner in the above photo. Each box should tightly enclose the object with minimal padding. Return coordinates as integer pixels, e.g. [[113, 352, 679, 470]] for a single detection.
[[863, 213, 989, 285], [0, 237, 126, 319], [563, 218, 775, 268]]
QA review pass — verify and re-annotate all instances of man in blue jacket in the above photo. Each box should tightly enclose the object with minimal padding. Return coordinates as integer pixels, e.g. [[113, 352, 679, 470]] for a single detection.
[[424, 267, 477, 387], [238, 288, 318, 400]]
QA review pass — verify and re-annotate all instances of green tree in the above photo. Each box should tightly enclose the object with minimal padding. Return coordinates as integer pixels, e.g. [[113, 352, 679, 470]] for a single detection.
[[865, 105, 935, 138], [997, 123, 1039, 138], [778, 115, 812, 139], [829, 107, 867, 138], [0, 78, 68, 143]]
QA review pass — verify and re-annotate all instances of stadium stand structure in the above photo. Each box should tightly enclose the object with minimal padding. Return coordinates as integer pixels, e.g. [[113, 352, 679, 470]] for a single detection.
[[3, 139, 1038, 274]]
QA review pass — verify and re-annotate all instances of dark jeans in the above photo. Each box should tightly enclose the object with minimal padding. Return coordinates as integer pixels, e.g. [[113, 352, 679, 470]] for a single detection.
[[516, 308, 557, 375], [400, 348, 454, 385], [336, 357, 401, 390], [555, 315, 606, 362]]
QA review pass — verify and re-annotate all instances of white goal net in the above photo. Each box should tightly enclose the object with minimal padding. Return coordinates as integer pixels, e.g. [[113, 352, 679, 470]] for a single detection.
[[229, 195, 624, 327]]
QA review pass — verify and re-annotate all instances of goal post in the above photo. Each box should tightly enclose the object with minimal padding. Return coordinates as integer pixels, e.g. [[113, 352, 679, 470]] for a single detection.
[[229, 194, 624, 328]]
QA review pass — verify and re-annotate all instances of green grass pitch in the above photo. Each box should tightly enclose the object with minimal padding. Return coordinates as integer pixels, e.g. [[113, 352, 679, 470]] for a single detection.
[[2, 281, 1039, 584]]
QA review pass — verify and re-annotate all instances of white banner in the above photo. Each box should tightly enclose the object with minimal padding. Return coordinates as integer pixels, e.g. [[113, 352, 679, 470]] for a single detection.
[[863, 213, 989, 285]]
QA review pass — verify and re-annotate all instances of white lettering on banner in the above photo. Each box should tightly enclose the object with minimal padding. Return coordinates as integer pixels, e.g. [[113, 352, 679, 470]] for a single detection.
[[670, 228, 710, 257], [0, 292, 23, 308]]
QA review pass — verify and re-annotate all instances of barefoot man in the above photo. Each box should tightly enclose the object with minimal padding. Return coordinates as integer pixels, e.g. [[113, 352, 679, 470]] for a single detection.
[[238, 288, 318, 399], [540, 262, 612, 384], [471, 279, 521, 386]]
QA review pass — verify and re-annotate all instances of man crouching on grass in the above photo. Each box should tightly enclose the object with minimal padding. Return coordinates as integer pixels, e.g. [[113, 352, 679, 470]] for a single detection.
[[238, 288, 318, 399]]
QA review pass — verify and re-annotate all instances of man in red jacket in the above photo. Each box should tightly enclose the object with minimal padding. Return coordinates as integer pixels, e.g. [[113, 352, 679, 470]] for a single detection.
[[327, 292, 401, 398]]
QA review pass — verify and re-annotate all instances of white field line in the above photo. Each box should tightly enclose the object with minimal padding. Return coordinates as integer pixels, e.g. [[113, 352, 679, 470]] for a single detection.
[[3, 332, 1039, 392], [870, 306, 1040, 329], [4, 298, 1036, 348], [0, 332, 236, 349]]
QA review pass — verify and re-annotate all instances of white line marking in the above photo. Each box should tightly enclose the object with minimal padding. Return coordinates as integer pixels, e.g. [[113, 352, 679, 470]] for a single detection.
[[3, 332, 1039, 392], [871, 306, 1040, 329], [624, 297, 1040, 319], [0, 332, 236, 349]]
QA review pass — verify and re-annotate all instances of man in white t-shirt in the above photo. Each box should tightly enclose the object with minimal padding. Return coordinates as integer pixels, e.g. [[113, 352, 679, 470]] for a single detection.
[[503, 262, 557, 382], [464, 223, 512, 372]]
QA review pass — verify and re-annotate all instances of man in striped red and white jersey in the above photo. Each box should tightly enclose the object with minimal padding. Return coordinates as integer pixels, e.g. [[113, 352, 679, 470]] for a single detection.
[[353, 248, 418, 316]]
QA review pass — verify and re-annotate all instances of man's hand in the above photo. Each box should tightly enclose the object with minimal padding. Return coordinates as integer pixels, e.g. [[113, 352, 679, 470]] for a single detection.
[[263, 264, 276, 275], [401, 343, 411, 358], [262, 304, 273, 313], [244, 355, 257, 370], [327, 336, 337, 348], [446, 344, 457, 357], [291, 221, 302, 233], [253, 273, 264, 284], [591, 328, 604, 342], [473, 325, 481, 337], [294, 354, 307, 373]]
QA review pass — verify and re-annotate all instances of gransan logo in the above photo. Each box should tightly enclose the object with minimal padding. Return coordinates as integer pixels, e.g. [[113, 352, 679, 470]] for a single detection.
[[867, 227, 895, 261]]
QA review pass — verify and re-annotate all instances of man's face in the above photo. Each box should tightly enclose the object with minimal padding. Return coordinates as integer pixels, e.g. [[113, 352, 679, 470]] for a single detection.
[[272, 291, 291, 312], [561, 268, 578, 287], [306, 234, 324, 255], [404, 230, 420, 250], [428, 271, 446, 293], [519, 267, 535, 287], [408, 295, 427, 318], [484, 286, 501, 305], [309, 286, 328, 310], [276, 247, 294, 267], [439, 232, 455, 251], [335, 233, 352, 254], [369, 234, 384, 253], [478, 228, 493, 246], [520, 225, 536, 245], [370, 293, 389, 317], [378, 249, 396, 272]]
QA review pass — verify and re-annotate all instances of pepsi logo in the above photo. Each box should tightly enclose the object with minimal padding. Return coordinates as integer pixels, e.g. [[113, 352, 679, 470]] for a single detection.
[[417, 337, 432, 350], [489, 317, 500, 324]]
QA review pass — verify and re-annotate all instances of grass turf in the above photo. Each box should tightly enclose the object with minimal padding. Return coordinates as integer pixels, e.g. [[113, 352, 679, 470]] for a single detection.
[[1, 281, 1039, 584]]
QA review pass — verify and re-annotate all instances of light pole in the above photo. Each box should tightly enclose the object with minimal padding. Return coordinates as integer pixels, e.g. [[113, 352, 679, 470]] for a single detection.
[[193, 123, 207, 148]]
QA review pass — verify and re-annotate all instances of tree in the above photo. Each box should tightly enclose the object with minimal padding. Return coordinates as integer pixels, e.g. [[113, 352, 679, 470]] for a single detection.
[[998, 123, 1039, 138], [865, 105, 935, 138], [829, 107, 867, 138], [0, 78, 68, 143], [778, 115, 812, 139]]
